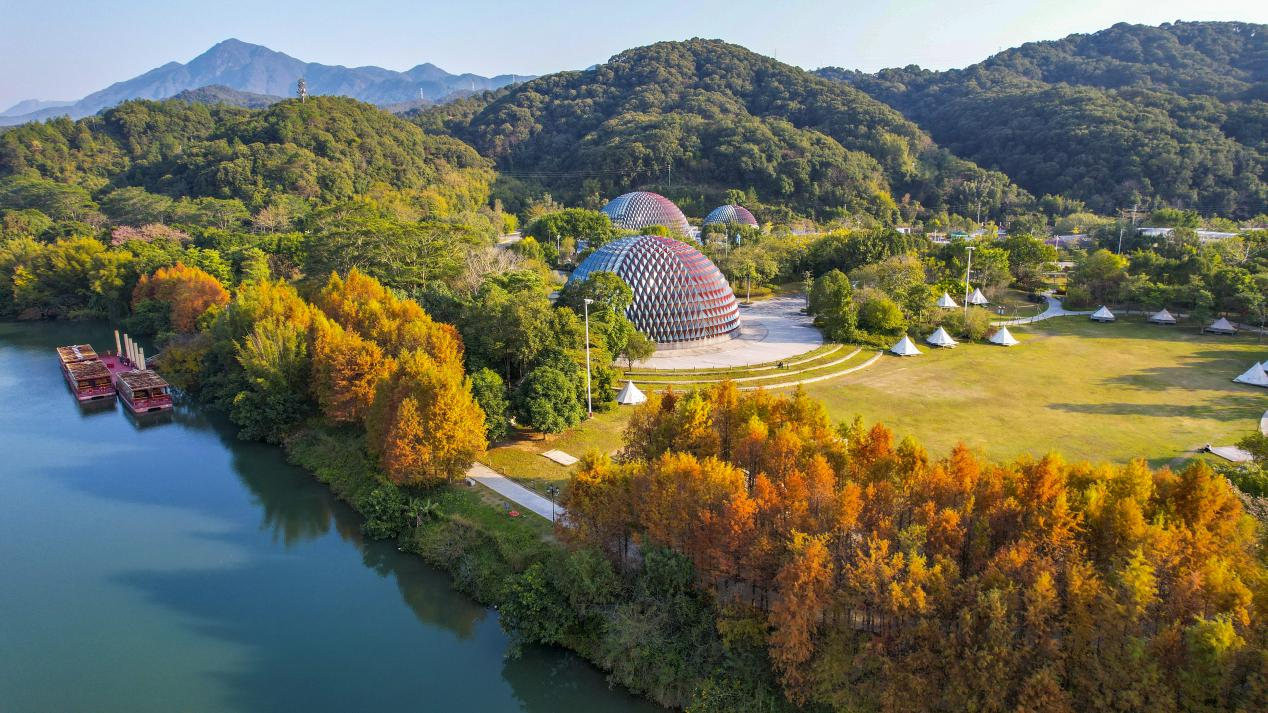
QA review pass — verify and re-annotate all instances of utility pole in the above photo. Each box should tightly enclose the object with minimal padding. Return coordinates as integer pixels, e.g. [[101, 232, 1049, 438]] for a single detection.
[[583, 298, 593, 417], [963, 246, 975, 322]]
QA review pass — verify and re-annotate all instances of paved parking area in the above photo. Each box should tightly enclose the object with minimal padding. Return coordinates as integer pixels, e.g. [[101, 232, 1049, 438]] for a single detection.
[[637, 295, 823, 369]]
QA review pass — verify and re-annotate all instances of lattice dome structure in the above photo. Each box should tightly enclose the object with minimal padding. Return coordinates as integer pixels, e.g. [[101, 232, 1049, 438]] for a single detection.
[[568, 235, 739, 346], [703, 204, 758, 227], [600, 192, 692, 237]]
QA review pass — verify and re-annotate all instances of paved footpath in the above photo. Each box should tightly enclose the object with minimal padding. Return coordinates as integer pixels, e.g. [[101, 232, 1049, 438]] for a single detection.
[[466, 462, 563, 522], [994, 295, 1092, 326]]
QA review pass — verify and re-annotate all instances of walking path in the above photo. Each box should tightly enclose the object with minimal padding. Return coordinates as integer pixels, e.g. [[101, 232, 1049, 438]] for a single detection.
[[466, 462, 563, 522], [738, 351, 883, 391], [994, 295, 1092, 326], [635, 348, 862, 385]]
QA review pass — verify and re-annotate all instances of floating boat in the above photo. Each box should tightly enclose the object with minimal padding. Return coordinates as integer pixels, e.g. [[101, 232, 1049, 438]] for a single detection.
[[56, 344, 116, 402], [105, 330, 174, 413]]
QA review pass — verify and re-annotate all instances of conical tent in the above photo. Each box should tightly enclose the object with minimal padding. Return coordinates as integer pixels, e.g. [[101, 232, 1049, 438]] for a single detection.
[[936, 292, 958, 309], [1234, 363, 1268, 387], [616, 380, 647, 405], [890, 335, 922, 356], [926, 326, 958, 348], [988, 326, 1020, 346], [1149, 308, 1177, 324], [1206, 317, 1237, 334], [968, 288, 990, 305], [1090, 306, 1115, 322]]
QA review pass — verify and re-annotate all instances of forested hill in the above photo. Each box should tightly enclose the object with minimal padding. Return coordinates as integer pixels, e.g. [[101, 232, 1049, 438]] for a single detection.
[[0, 95, 493, 215], [421, 39, 1028, 222], [818, 21, 1268, 217]]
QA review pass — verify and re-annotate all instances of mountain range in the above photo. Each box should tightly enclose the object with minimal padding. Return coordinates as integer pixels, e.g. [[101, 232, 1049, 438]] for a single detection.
[[0, 39, 529, 126], [816, 21, 1268, 216]]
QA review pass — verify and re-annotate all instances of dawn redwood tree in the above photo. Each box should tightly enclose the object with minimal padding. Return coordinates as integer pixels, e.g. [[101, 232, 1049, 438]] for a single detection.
[[132, 262, 229, 333], [367, 349, 487, 487]]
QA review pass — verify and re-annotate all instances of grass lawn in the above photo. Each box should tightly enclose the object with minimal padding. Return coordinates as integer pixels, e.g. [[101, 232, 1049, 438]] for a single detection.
[[481, 408, 632, 494], [484, 314, 1268, 493], [803, 316, 1268, 467]]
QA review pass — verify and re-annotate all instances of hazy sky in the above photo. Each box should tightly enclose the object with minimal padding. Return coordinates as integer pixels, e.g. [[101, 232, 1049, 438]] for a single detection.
[[2, 0, 1268, 109]]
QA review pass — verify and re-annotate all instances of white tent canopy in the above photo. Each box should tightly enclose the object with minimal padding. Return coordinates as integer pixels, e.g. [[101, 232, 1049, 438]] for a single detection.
[[1090, 306, 1115, 322], [1207, 317, 1237, 334], [1234, 363, 1268, 387], [1148, 308, 1177, 324], [936, 292, 958, 309], [926, 326, 958, 348], [616, 380, 647, 405], [890, 335, 922, 356], [968, 288, 990, 305], [988, 326, 1020, 346]]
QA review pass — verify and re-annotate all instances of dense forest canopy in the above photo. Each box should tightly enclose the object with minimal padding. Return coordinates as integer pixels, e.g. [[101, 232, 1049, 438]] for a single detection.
[[820, 21, 1268, 217], [417, 39, 1029, 223], [0, 96, 493, 212]]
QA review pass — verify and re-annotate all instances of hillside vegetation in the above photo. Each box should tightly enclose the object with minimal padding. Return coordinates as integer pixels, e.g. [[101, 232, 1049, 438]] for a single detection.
[[820, 21, 1268, 217], [0, 95, 493, 211], [422, 39, 1028, 222]]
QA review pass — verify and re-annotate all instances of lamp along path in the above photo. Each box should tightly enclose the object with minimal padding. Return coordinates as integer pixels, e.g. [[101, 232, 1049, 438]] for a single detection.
[[466, 462, 564, 522]]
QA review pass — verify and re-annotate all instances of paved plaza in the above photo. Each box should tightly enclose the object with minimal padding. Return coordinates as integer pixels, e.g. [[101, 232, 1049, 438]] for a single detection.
[[637, 295, 823, 369]]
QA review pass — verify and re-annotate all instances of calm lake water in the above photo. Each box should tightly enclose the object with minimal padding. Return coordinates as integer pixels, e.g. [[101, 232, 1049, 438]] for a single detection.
[[0, 321, 658, 713]]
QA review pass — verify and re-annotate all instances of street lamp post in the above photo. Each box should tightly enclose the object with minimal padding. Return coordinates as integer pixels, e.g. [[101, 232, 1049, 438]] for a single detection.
[[583, 298, 593, 417], [963, 245, 976, 322], [545, 484, 559, 521]]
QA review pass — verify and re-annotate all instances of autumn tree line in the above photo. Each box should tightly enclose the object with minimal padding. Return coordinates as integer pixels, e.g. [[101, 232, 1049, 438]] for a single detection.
[[497, 383, 1268, 712]]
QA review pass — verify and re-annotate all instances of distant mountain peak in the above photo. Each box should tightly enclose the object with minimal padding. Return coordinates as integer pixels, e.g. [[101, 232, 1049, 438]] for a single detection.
[[0, 40, 532, 126]]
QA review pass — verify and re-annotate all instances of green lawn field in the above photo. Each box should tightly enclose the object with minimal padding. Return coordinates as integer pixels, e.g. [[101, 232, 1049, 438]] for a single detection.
[[482, 314, 1268, 492], [804, 316, 1268, 467]]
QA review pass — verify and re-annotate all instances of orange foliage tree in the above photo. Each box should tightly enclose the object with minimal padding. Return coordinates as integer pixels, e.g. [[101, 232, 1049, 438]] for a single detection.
[[365, 349, 486, 486], [562, 382, 1268, 711], [132, 262, 229, 332], [311, 317, 394, 424]]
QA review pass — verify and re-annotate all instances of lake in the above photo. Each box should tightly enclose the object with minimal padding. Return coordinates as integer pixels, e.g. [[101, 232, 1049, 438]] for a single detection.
[[0, 321, 658, 713]]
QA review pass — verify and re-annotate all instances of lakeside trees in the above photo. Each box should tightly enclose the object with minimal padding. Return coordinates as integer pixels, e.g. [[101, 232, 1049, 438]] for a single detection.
[[551, 384, 1268, 711]]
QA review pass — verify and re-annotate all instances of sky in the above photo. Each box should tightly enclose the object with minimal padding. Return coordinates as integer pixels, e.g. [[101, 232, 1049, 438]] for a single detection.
[[2, 0, 1268, 110]]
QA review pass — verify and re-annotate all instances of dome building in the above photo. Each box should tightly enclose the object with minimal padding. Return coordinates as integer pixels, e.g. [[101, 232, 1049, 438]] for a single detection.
[[703, 204, 758, 227], [600, 191, 692, 237], [568, 234, 739, 347]]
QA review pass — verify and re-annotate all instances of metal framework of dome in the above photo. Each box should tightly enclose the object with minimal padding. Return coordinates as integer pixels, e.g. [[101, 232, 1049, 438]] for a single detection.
[[703, 204, 758, 227], [600, 192, 692, 237], [568, 235, 739, 346]]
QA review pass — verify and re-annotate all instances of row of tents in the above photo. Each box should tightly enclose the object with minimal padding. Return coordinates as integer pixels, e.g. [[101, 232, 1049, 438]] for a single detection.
[[1091, 306, 1239, 334], [890, 325, 1020, 356], [936, 289, 989, 309]]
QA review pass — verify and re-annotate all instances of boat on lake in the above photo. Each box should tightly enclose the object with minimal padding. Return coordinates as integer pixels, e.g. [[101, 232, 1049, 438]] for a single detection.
[[56, 344, 116, 402], [106, 331, 174, 413]]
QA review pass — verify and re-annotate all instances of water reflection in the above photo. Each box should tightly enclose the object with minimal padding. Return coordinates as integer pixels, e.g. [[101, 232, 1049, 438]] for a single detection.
[[3, 320, 661, 713]]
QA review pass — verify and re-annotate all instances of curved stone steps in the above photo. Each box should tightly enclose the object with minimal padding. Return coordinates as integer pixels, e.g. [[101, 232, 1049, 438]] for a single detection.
[[625, 343, 844, 378], [633, 347, 862, 386]]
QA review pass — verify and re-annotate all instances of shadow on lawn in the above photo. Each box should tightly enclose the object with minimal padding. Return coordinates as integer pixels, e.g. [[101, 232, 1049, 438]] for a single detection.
[[1097, 348, 1266, 391], [1049, 395, 1264, 422]]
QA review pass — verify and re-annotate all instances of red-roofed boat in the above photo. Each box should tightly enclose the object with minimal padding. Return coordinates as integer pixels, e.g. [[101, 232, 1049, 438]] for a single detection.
[[105, 330, 174, 413], [56, 344, 116, 402]]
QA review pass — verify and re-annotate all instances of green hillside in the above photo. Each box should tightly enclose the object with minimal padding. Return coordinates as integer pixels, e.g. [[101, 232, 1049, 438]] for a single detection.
[[820, 21, 1268, 217], [422, 39, 1029, 222]]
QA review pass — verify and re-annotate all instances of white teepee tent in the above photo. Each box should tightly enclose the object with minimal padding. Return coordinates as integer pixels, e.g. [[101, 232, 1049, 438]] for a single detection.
[[988, 326, 1020, 346], [616, 380, 647, 405], [968, 288, 990, 305], [1234, 363, 1268, 387], [1148, 308, 1177, 324], [1206, 317, 1237, 334], [936, 292, 958, 309], [1090, 306, 1115, 322], [926, 326, 958, 348], [890, 335, 922, 356]]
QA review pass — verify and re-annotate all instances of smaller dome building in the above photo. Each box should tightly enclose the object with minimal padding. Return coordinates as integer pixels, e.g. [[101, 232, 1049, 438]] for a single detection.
[[600, 191, 692, 237], [568, 234, 739, 347], [703, 204, 758, 227]]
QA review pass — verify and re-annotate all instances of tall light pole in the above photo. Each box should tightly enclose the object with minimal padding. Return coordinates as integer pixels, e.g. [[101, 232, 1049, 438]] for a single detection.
[[963, 245, 976, 322], [583, 298, 593, 417]]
